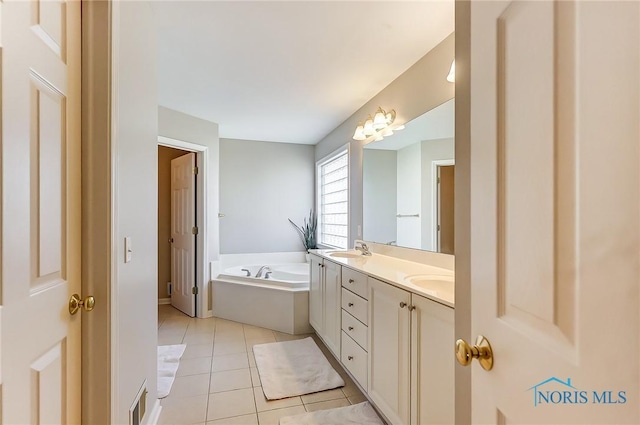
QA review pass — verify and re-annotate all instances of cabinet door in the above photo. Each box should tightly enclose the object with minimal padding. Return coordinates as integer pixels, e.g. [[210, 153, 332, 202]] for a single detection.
[[322, 260, 342, 357], [368, 278, 411, 425], [309, 255, 323, 333], [411, 295, 454, 425]]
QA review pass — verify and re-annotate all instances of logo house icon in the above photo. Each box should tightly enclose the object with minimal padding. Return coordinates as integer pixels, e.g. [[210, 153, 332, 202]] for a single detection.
[[527, 377, 577, 407]]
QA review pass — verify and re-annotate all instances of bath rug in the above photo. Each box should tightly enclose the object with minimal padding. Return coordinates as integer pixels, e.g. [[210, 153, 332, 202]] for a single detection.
[[279, 401, 384, 425], [253, 337, 344, 400], [157, 344, 186, 398]]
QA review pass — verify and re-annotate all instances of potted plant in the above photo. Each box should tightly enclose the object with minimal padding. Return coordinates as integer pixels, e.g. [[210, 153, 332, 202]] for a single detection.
[[288, 209, 317, 261]]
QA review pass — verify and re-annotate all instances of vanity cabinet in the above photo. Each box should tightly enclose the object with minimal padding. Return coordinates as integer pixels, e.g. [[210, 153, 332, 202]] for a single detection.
[[310, 253, 454, 425], [368, 277, 454, 425], [309, 254, 341, 357]]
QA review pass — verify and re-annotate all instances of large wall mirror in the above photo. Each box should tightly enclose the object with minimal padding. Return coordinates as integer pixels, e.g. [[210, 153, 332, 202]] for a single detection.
[[363, 98, 454, 254]]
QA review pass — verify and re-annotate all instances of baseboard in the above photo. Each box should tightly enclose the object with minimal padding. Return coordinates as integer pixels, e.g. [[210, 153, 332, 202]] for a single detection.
[[144, 399, 161, 425], [158, 298, 171, 305]]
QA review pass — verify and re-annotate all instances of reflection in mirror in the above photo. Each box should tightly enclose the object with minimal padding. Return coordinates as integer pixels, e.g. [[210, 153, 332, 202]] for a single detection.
[[363, 99, 454, 254]]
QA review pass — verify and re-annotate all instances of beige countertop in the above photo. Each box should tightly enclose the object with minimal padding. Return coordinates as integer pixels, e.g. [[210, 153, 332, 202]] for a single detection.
[[310, 249, 455, 308]]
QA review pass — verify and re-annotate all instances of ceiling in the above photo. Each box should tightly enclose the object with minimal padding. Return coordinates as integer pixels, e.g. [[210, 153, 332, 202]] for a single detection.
[[153, 1, 454, 145]]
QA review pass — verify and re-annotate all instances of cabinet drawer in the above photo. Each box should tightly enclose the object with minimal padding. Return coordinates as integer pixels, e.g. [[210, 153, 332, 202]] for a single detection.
[[341, 288, 368, 325], [342, 268, 368, 300], [341, 309, 367, 351], [341, 331, 368, 389]]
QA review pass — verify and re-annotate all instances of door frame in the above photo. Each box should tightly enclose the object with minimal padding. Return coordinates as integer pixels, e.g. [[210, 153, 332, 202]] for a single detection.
[[82, 0, 116, 423], [454, 1, 472, 423], [431, 159, 455, 251], [158, 136, 209, 318]]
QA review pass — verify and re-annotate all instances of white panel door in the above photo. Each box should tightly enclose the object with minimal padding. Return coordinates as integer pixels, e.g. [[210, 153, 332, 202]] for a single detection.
[[1, 0, 82, 423], [468, 1, 639, 423], [171, 153, 196, 317]]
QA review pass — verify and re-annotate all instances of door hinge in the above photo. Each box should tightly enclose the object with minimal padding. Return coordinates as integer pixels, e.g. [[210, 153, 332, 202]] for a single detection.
[[193, 166, 199, 175], [192, 286, 198, 295], [437, 177, 441, 183], [192, 226, 199, 235], [437, 224, 441, 231]]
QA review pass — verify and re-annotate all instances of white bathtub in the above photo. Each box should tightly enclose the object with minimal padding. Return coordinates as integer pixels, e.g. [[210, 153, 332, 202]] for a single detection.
[[212, 259, 313, 334], [219, 263, 309, 289]]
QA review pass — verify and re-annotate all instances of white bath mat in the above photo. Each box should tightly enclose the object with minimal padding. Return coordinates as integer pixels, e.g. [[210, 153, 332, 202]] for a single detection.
[[253, 337, 344, 400], [279, 402, 383, 425], [157, 344, 186, 398]]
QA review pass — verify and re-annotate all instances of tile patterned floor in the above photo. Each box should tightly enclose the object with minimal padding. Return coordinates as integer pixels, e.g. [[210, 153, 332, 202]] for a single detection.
[[157, 305, 369, 425]]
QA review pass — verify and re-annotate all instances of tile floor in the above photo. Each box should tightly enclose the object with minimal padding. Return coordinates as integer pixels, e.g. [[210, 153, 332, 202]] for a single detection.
[[157, 305, 369, 425]]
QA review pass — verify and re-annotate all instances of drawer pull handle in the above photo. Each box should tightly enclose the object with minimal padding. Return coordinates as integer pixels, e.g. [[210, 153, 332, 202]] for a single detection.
[[348, 356, 354, 361], [349, 279, 354, 283], [400, 302, 407, 308], [408, 305, 416, 311], [348, 303, 354, 307], [348, 326, 354, 331]]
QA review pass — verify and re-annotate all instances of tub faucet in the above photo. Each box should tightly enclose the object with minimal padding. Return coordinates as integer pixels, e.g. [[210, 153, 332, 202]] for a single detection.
[[255, 266, 272, 278], [265, 271, 273, 279], [241, 268, 251, 277], [355, 241, 372, 256]]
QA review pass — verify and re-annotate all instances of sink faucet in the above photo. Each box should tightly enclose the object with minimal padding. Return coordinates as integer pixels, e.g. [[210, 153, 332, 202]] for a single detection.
[[255, 266, 272, 278], [355, 241, 372, 256]]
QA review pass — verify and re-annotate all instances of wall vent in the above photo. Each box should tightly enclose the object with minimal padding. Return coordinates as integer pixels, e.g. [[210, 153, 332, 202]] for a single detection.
[[129, 381, 148, 425]]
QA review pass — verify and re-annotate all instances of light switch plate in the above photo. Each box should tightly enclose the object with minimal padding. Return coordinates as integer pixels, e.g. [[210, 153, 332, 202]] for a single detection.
[[125, 237, 132, 263]]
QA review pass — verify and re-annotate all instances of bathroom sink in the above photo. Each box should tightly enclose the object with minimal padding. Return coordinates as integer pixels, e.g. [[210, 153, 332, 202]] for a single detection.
[[404, 274, 454, 295], [327, 250, 362, 259]]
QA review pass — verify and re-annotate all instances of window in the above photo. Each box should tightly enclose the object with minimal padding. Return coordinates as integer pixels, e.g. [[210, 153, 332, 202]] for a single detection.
[[317, 149, 349, 249]]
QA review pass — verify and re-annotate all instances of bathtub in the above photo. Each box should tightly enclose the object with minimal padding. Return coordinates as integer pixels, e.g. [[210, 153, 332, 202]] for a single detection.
[[212, 259, 313, 335], [219, 263, 309, 289]]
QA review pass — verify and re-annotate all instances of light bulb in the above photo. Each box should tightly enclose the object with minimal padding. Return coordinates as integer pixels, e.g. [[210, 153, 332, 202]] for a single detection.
[[353, 123, 366, 141], [363, 116, 375, 136], [447, 60, 455, 83], [374, 133, 384, 142], [381, 127, 394, 137], [373, 107, 387, 130]]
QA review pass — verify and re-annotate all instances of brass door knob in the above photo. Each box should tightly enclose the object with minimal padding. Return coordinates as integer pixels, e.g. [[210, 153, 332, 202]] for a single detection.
[[455, 335, 494, 371], [69, 294, 96, 315]]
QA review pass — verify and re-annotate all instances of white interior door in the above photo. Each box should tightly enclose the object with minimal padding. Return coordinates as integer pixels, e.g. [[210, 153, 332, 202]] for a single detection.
[[1, 0, 82, 423], [467, 1, 639, 423], [171, 153, 196, 317]]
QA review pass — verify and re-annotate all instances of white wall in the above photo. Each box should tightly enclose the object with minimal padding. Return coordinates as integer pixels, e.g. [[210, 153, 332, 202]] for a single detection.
[[363, 149, 397, 244], [397, 143, 422, 249], [158, 106, 220, 259], [113, 2, 158, 422], [420, 137, 455, 251], [158, 106, 220, 315], [219, 138, 315, 254], [315, 33, 455, 248]]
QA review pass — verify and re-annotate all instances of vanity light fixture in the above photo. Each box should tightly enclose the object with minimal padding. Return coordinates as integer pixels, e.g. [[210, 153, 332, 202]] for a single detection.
[[447, 60, 455, 83], [352, 107, 399, 141]]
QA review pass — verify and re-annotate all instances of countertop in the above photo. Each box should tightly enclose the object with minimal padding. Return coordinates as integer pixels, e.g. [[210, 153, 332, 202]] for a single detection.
[[310, 249, 455, 308]]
